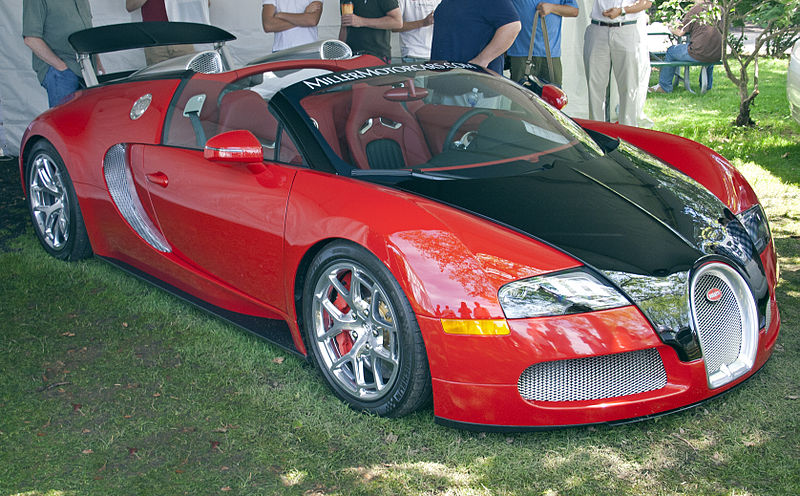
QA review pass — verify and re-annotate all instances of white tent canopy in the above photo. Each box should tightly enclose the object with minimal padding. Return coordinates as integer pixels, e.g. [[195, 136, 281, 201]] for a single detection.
[[0, 0, 612, 157]]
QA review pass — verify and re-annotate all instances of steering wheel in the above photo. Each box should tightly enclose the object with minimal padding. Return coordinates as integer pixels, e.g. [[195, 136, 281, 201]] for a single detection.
[[443, 108, 495, 152]]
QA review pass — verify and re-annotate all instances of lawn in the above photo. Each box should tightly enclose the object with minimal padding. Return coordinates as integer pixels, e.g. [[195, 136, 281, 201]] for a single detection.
[[1, 59, 799, 496]]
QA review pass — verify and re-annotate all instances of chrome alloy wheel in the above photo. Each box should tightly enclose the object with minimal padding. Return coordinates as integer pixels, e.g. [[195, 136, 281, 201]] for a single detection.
[[28, 153, 71, 250], [310, 262, 401, 401]]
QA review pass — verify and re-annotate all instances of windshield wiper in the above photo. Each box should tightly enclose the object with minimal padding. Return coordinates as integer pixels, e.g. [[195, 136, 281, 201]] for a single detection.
[[350, 169, 462, 180]]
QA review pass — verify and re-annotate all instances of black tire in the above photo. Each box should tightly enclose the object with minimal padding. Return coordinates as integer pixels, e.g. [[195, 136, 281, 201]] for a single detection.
[[24, 140, 92, 261], [302, 240, 432, 417]]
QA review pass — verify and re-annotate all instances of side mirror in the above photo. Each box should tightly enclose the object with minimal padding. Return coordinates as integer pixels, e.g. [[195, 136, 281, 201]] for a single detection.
[[518, 75, 568, 110], [204, 130, 263, 163], [541, 84, 568, 110]]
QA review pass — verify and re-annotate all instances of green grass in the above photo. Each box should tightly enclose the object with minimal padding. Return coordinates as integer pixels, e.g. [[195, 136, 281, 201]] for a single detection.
[[1, 59, 799, 495]]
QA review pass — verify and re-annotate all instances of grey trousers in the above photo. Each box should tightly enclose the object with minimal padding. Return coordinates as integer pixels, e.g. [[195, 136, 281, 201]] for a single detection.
[[583, 23, 642, 126]]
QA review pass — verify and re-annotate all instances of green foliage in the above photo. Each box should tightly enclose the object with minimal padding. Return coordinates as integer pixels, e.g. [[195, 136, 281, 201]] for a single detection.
[[651, 0, 800, 125]]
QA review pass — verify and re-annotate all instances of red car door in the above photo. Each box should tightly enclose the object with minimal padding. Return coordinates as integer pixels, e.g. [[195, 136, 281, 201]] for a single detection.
[[135, 145, 297, 314]]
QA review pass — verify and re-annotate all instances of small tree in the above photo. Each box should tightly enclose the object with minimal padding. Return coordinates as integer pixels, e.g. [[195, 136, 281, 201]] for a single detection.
[[652, 0, 800, 126]]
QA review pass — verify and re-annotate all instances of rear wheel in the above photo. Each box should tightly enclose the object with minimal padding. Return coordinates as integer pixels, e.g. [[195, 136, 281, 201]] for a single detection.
[[25, 140, 92, 261], [302, 241, 431, 417]]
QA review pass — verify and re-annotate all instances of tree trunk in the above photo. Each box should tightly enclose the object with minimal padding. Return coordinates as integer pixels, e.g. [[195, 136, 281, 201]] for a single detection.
[[735, 94, 757, 126]]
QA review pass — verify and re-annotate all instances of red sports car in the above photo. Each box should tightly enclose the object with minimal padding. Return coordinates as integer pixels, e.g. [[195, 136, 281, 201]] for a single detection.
[[20, 23, 780, 430]]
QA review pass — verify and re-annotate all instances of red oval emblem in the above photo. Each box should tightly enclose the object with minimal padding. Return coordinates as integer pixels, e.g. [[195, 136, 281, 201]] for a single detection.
[[706, 288, 723, 302]]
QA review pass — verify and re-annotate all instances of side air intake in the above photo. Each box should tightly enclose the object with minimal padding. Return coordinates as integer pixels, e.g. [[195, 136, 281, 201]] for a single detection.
[[103, 144, 171, 253], [188, 50, 224, 74]]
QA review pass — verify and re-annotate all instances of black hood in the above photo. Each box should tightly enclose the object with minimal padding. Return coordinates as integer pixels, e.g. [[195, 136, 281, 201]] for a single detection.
[[356, 141, 765, 284]]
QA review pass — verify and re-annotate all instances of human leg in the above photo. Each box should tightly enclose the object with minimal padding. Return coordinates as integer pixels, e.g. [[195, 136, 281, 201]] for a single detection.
[[584, 24, 612, 122], [41, 66, 81, 108], [657, 43, 696, 93], [609, 24, 640, 126]]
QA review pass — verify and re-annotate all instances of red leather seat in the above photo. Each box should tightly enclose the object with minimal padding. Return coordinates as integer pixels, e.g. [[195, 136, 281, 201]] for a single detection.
[[344, 83, 431, 170], [218, 89, 278, 148]]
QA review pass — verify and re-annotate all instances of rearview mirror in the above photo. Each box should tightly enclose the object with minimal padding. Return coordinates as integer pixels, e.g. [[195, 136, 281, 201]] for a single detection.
[[384, 85, 429, 102], [204, 130, 263, 163]]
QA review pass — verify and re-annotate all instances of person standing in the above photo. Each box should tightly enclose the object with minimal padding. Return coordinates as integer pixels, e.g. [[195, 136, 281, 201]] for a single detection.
[[583, 0, 652, 126], [339, 0, 402, 63], [262, 0, 323, 52], [507, 0, 579, 85], [126, 0, 209, 64], [393, 0, 440, 63], [649, 0, 721, 93], [22, 0, 95, 108], [430, 0, 521, 75]]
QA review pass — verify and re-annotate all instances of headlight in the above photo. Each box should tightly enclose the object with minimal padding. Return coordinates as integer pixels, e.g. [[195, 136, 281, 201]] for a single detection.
[[498, 269, 630, 319], [738, 205, 771, 252]]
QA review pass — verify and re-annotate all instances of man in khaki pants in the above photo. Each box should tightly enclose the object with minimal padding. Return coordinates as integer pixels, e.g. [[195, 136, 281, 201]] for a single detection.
[[126, 0, 209, 65], [583, 0, 651, 126]]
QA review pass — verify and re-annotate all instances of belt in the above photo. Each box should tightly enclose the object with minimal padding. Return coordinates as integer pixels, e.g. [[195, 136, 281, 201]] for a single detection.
[[591, 19, 637, 27]]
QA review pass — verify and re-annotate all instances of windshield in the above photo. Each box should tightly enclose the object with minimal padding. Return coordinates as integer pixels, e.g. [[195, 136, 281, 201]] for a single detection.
[[296, 68, 603, 174]]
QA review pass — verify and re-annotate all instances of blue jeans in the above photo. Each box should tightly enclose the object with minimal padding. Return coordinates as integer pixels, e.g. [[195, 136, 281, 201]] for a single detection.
[[658, 43, 714, 93], [401, 56, 428, 63], [42, 66, 81, 107]]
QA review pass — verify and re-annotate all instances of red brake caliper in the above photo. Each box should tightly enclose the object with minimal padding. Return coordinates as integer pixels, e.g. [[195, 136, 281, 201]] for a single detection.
[[332, 272, 354, 355]]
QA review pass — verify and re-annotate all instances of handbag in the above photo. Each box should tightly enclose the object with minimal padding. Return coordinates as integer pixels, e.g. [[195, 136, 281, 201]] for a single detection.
[[522, 10, 555, 84]]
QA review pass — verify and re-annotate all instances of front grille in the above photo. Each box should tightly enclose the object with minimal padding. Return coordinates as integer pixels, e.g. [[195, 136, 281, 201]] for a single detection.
[[518, 348, 667, 402], [690, 262, 758, 388], [104, 145, 171, 253]]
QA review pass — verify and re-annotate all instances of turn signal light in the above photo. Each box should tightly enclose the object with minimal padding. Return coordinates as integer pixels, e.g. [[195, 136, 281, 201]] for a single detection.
[[441, 319, 510, 335]]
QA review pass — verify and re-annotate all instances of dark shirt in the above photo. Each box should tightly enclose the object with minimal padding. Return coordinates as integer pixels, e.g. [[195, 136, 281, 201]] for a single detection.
[[342, 0, 400, 60], [22, 0, 93, 83], [430, 0, 519, 74], [682, 2, 721, 63], [141, 0, 169, 22]]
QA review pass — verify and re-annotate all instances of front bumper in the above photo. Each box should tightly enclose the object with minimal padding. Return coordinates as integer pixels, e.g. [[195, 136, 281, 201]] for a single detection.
[[418, 294, 780, 429]]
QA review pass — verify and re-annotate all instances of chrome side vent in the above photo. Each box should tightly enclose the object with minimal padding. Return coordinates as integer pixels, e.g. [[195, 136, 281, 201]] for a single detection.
[[320, 40, 352, 60], [690, 262, 758, 388], [103, 145, 171, 253], [188, 50, 224, 74], [518, 348, 667, 402]]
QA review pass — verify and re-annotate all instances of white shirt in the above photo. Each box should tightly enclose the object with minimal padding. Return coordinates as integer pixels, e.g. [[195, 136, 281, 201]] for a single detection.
[[590, 0, 644, 22], [165, 0, 210, 24], [398, 0, 440, 59], [263, 0, 319, 52]]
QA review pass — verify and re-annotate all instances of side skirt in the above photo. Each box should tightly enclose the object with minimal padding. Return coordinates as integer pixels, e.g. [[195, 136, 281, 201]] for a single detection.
[[98, 256, 302, 357]]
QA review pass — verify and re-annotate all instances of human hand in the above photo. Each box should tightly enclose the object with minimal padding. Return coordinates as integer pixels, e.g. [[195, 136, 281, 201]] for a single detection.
[[341, 13, 362, 27], [602, 7, 622, 19], [422, 12, 434, 26], [537, 2, 554, 15]]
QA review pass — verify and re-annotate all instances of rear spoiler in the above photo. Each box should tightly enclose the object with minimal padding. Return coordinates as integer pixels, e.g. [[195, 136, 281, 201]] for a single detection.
[[68, 22, 236, 86]]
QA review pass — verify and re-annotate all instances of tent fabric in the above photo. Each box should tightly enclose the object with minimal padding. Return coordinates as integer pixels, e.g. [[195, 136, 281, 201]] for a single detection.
[[0, 0, 611, 156]]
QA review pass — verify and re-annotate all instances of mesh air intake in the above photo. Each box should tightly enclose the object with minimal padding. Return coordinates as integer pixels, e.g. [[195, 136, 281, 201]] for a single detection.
[[518, 348, 667, 402]]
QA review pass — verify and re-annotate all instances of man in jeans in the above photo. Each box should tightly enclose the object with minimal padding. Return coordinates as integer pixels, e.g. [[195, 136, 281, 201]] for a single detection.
[[22, 0, 94, 107], [649, 0, 721, 93]]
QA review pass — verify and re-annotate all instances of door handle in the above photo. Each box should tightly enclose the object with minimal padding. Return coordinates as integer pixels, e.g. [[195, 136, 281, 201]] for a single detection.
[[146, 172, 169, 188]]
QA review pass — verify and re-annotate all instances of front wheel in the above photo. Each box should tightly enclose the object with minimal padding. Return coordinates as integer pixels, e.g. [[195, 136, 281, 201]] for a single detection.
[[302, 241, 431, 417], [25, 140, 92, 261]]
